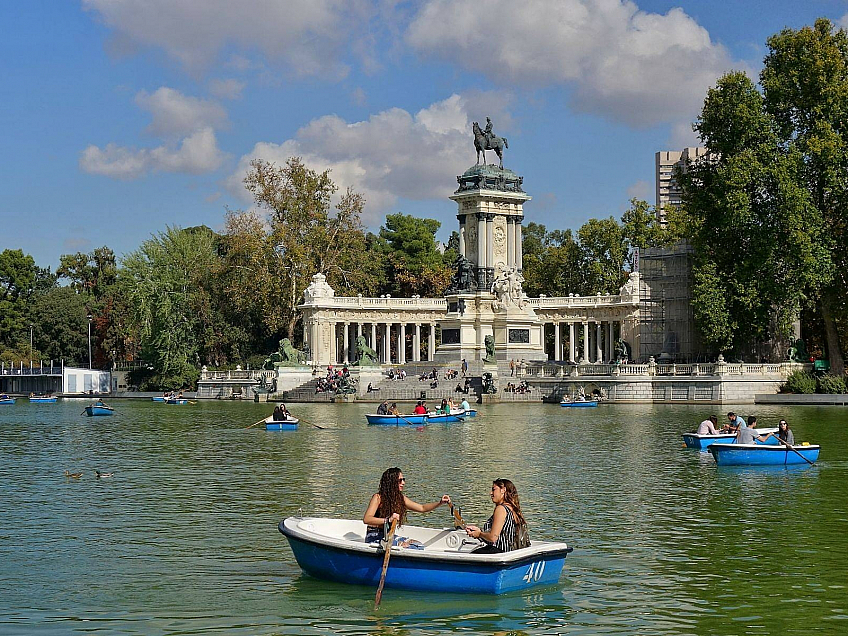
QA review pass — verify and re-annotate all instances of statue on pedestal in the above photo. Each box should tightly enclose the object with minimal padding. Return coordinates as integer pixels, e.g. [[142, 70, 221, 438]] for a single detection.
[[491, 264, 525, 310], [448, 254, 476, 293], [473, 117, 509, 168], [352, 335, 379, 366], [263, 338, 306, 368], [482, 335, 496, 364]]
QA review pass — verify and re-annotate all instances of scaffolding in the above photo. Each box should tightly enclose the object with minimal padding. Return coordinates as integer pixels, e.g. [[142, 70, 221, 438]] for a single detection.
[[638, 242, 702, 362]]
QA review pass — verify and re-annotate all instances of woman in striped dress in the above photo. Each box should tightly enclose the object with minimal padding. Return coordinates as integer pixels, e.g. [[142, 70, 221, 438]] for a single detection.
[[465, 478, 529, 553]]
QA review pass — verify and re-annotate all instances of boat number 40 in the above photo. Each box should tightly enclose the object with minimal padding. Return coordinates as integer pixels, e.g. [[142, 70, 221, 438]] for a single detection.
[[522, 561, 546, 583]]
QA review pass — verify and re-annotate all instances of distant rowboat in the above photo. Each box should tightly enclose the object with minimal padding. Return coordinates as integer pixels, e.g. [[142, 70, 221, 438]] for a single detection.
[[29, 396, 57, 403], [366, 412, 465, 426], [265, 416, 299, 431], [683, 428, 779, 450], [165, 399, 189, 405], [560, 399, 597, 407], [708, 443, 820, 466], [0, 397, 15, 405], [151, 396, 166, 402], [84, 405, 114, 417]]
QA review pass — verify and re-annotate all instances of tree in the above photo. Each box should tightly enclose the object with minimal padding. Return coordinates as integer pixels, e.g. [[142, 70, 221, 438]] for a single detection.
[[376, 213, 453, 296], [243, 157, 369, 341], [28, 287, 89, 365], [577, 217, 629, 295], [678, 71, 831, 355], [57, 247, 117, 300], [0, 249, 46, 350], [760, 18, 848, 373]]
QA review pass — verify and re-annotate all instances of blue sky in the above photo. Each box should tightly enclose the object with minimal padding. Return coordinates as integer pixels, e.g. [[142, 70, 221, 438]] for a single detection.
[[2, 1, 846, 270]]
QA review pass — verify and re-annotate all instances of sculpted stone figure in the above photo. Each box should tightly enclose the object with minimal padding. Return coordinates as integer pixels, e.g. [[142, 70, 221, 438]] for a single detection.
[[483, 335, 496, 364], [614, 338, 631, 363], [263, 338, 306, 369], [352, 335, 379, 366], [482, 371, 497, 394], [473, 118, 509, 168], [491, 263, 525, 310], [449, 254, 476, 292]]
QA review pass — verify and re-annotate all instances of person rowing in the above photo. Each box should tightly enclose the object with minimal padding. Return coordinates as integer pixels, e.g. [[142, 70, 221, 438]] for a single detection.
[[363, 467, 451, 544]]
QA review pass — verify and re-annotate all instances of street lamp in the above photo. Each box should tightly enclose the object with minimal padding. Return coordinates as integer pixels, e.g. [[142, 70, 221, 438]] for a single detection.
[[30, 324, 33, 353], [87, 314, 93, 370]]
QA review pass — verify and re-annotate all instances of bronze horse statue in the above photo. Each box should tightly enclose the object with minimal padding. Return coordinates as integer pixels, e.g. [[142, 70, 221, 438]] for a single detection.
[[473, 122, 508, 168]]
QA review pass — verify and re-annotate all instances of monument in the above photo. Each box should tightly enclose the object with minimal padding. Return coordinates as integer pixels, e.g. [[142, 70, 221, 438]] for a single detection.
[[435, 119, 546, 363]]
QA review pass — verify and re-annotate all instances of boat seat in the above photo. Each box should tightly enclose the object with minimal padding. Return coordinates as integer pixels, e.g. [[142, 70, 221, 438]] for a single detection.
[[343, 532, 365, 541]]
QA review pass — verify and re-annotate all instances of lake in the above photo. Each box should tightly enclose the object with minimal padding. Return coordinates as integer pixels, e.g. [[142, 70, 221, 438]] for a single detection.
[[1, 399, 846, 635]]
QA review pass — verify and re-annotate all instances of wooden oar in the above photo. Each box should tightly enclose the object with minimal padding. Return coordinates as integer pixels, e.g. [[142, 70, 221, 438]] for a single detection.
[[778, 438, 814, 465], [374, 518, 398, 609], [449, 502, 466, 529], [295, 416, 327, 430], [245, 416, 268, 429]]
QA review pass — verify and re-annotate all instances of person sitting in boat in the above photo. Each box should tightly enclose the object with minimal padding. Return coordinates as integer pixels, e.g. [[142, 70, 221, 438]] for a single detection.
[[438, 399, 451, 414], [777, 419, 795, 445], [461, 398, 471, 412], [413, 401, 427, 415], [697, 415, 720, 435], [95, 399, 106, 407], [363, 467, 451, 544], [736, 423, 772, 445], [376, 401, 389, 415], [725, 412, 746, 433], [388, 402, 400, 416], [465, 478, 530, 554]]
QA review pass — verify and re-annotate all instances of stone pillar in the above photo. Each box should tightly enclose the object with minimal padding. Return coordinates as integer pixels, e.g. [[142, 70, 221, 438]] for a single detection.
[[399, 323, 406, 364], [506, 217, 515, 268], [329, 322, 338, 364], [414, 324, 421, 362], [486, 214, 494, 283], [477, 213, 486, 288], [370, 323, 377, 350], [569, 322, 576, 363], [581, 322, 589, 363], [459, 222, 466, 258], [428, 323, 436, 361], [596, 322, 602, 363], [515, 216, 524, 270], [554, 322, 561, 362], [383, 323, 390, 363], [607, 322, 614, 362], [343, 323, 350, 363]]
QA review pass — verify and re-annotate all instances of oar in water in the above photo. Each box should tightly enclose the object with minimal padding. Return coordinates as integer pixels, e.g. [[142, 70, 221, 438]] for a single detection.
[[295, 416, 327, 430], [245, 416, 268, 429], [778, 438, 814, 465], [374, 518, 398, 609]]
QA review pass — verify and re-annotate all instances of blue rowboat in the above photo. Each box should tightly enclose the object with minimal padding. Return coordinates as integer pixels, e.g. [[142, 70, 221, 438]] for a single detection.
[[165, 398, 189, 405], [84, 405, 114, 416], [151, 397, 167, 402], [0, 397, 14, 405], [29, 396, 57, 403], [451, 408, 477, 418], [560, 399, 597, 407], [279, 516, 572, 595], [365, 412, 465, 426], [265, 416, 299, 431], [708, 443, 820, 466], [683, 428, 779, 450]]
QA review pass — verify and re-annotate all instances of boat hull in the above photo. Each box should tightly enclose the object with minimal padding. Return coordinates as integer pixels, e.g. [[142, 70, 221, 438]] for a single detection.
[[0, 398, 15, 405], [265, 417, 299, 431], [683, 428, 779, 450], [279, 517, 571, 595], [151, 397, 166, 402], [365, 412, 465, 425], [708, 443, 820, 466], [165, 399, 189, 405], [560, 401, 597, 407], [84, 406, 114, 416], [29, 397, 57, 403]]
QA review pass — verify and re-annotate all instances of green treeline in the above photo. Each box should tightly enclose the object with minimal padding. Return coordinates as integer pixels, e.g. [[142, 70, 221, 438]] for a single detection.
[[0, 158, 663, 389]]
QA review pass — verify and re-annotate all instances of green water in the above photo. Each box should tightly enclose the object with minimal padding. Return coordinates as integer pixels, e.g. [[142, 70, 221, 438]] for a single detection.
[[0, 400, 846, 635]]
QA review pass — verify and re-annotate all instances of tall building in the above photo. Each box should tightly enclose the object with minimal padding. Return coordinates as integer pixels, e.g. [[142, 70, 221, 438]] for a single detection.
[[655, 147, 707, 225]]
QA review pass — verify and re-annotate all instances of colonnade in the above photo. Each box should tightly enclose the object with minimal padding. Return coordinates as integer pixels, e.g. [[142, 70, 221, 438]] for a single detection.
[[324, 321, 438, 365], [544, 320, 622, 363]]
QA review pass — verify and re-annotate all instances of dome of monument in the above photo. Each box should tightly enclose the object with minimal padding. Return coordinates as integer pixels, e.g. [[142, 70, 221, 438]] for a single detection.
[[456, 164, 524, 194]]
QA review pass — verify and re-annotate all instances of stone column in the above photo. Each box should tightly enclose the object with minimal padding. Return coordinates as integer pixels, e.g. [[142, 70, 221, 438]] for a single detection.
[[486, 214, 494, 283], [343, 322, 350, 363], [459, 221, 466, 258], [428, 323, 436, 361], [399, 323, 406, 364], [370, 323, 376, 350], [581, 322, 589, 363], [330, 322, 338, 364], [477, 213, 486, 288], [607, 322, 614, 362], [569, 322, 576, 363], [383, 323, 390, 363], [596, 322, 602, 363], [506, 217, 515, 269], [554, 322, 561, 362], [414, 324, 421, 362], [515, 217, 523, 271]]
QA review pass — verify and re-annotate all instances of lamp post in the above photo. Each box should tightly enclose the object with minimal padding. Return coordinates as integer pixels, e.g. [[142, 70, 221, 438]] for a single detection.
[[87, 314, 93, 370], [30, 324, 34, 369]]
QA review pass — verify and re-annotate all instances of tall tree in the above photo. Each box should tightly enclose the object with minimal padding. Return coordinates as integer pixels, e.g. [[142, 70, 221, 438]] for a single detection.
[[377, 213, 452, 296], [760, 18, 848, 373], [678, 71, 831, 355]]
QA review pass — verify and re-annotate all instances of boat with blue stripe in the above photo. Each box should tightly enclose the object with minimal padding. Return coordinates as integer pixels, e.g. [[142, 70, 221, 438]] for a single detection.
[[165, 398, 189, 405], [560, 399, 597, 407], [29, 396, 57, 403], [151, 396, 166, 402], [265, 416, 299, 431], [84, 404, 114, 416], [366, 412, 465, 426], [279, 516, 572, 595], [708, 443, 820, 466], [0, 395, 14, 405], [683, 427, 778, 450]]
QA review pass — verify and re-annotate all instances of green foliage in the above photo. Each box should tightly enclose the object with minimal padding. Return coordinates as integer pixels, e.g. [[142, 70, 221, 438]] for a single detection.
[[781, 370, 817, 394], [28, 287, 90, 365], [376, 213, 453, 296], [57, 247, 117, 300], [0, 249, 41, 348], [816, 373, 847, 394]]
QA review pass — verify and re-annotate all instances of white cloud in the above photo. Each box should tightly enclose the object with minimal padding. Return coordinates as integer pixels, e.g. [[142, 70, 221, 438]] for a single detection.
[[839, 13, 848, 30], [406, 0, 737, 127], [82, 0, 365, 77], [208, 78, 245, 100], [667, 120, 701, 150], [227, 93, 507, 222], [135, 87, 228, 137], [626, 180, 651, 201], [81, 128, 226, 179]]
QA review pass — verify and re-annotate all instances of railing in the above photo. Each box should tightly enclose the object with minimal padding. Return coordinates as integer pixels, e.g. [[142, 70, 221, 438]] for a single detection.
[[526, 293, 637, 309], [0, 364, 64, 376], [517, 361, 809, 379], [311, 296, 448, 310], [199, 369, 265, 381]]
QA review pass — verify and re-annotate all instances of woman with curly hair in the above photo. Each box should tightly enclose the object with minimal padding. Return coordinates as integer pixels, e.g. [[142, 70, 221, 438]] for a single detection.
[[363, 467, 451, 543], [465, 478, 530, 553]]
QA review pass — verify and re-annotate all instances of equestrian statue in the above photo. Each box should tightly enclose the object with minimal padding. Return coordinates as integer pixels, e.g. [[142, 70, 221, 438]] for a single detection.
[[473, 117, 508, 168]]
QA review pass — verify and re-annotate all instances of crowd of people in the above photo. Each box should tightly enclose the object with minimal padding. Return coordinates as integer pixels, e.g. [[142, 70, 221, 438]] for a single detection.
[[503, 380, 531, 394], [315, 365, 351, 393]]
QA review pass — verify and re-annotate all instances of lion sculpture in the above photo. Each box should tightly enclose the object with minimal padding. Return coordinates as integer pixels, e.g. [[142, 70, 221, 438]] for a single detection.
[[263, 338, 306, 369], [482, 335, 496, 364], [352, 335, 379, 366]]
